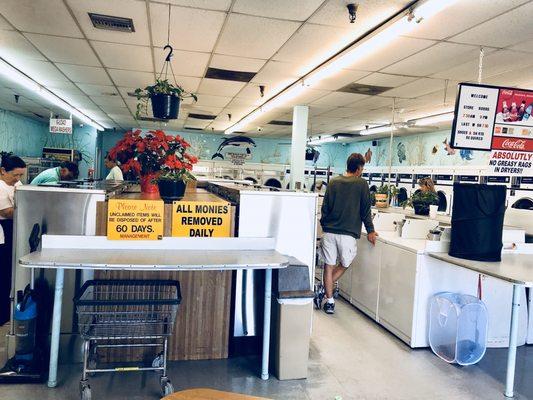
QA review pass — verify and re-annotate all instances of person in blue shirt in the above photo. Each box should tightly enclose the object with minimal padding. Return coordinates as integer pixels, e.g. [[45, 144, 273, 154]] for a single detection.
[[30, 161, 79, 185]]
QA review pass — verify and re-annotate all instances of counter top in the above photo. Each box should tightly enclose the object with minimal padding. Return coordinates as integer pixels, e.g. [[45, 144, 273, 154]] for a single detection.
[[115, 187, 226, 203], [20, 248, 289, 271], [428, 253, 533, 286], [362, 230, 427, 254], [374, 206, 451, 225]]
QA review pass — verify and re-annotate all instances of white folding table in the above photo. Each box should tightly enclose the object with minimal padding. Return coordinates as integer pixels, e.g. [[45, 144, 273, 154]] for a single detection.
[[19, 235, 290, 388], [429, 252, 533, 398]]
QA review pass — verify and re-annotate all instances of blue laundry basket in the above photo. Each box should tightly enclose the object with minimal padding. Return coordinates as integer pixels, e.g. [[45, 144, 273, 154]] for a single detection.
[[429, 292, 488, 366]]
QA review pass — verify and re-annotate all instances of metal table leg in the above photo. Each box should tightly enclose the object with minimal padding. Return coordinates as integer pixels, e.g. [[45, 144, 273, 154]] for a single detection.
[[47, 268, 64, 388], [261, 268, 272, 380], [505, 284, 521, 398]]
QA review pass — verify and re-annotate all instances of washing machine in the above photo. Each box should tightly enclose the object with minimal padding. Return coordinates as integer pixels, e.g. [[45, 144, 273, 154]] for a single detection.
[[508, 176, 533, 210]]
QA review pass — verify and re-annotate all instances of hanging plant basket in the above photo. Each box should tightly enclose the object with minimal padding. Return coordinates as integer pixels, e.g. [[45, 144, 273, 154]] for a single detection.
[[151, 93, 180, 120]]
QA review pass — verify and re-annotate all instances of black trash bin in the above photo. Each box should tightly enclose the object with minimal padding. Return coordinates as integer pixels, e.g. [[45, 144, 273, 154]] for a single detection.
[[449, 183, 506, 262]]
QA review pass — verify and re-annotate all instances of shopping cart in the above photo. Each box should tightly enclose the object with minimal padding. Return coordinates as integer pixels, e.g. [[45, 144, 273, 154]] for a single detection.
[[74, 279, 181, 400]]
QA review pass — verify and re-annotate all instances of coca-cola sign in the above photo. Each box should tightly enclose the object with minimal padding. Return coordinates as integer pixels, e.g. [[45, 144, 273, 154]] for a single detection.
[[492, 136, 533, 152]]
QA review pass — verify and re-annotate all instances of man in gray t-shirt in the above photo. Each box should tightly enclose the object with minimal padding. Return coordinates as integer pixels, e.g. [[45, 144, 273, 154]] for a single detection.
[[319, 153, 378, 314]]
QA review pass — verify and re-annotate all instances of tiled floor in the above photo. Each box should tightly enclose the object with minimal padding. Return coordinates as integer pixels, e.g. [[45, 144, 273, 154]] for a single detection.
[[1, 299, 532, 399]]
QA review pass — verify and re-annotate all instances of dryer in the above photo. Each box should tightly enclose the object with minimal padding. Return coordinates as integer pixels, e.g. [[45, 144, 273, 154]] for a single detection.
[[508, 176, 533, 211], [395, 170, 415, 205], [431, 171, 454, 214]]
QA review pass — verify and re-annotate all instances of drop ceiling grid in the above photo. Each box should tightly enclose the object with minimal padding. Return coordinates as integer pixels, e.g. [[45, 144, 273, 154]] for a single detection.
[[0, 7, 129, 128]]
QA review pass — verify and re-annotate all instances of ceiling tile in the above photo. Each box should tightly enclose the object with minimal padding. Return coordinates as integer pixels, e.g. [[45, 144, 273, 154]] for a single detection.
[[406, 0, 530, 40], [251, 60, 300, 86], [198, 78, 245, 97], [92, 42, 153, 72], [0, 15, 13, 30], [57, 64, 112, 85], [310, 69, 370, 91], [0, 0, 82, 37], [66, 0, 151, 45], [316, 107, 362, 118], [24, 34, 100, 66], [153, 48, 209, 77], [451, 2, 533, 48], [346, 36, 436, 72], [49, 86, 85, 100], [209, 54, 267, 73], [383, 78, 448, 99], [233, 0, 323, 21], [150, 3, 225, 51], [432, 49, 533, 82], [16, 60, 68, 85], [76, 83, 118, 96], [310, 91, 368, 107], [284, 88, 330, 107], [0, 31, 47, 63], [194, 94, 231, 108], [235, 83, 275, 105], [355, 72, 418, 88], [107, 69, 154, 88], [381, 42, 479, 77], [509, 39, 533, 53], [309, 0, 409, 28], [273, 23, 357, 75], [216, 14, 300, 59], [156, 0, 231, 11]]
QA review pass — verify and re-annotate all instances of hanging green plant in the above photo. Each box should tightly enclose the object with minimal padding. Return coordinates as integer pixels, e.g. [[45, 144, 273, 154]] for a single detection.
[[134, 78, 197, 120]]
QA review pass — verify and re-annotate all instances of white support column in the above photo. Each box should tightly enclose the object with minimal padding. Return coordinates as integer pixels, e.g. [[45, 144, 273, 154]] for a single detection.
[[290, 105, 309, 190]]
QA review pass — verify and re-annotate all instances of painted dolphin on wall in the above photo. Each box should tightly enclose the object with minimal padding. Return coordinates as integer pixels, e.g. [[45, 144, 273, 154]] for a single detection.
[[212, 136, 257, 160]]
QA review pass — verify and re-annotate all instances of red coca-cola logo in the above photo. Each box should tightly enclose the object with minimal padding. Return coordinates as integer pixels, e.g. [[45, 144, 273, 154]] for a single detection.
[[501, 139, 526, 150], [492, 136, 533, 152]]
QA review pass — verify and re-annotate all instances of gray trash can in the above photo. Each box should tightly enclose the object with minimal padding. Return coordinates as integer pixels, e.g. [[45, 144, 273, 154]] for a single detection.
[[271, 260, 314, 380]]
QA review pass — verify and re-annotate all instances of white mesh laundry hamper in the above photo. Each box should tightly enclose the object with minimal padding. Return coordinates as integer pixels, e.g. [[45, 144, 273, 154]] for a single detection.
[[429, 292, 488, 366]]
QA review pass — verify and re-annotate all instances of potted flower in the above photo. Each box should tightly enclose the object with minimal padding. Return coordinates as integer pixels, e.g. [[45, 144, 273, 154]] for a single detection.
[[134, 79, 197, 120], [402, 190, 439, 215], [375, 185, 389, 208], [156, 136, 198, 202], [108, 130, 198, 195]]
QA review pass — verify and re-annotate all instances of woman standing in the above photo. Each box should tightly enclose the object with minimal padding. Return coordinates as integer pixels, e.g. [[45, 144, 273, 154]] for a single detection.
[[0, 154, 26, 325], [104, 155, 123, 181]]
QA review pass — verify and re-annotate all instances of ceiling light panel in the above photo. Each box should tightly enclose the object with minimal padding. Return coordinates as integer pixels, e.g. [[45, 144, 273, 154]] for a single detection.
[[309, 68, 370, 91], [0, 0, 82, 37], [215, 14, 300, 59], [56, 64, 112, 85], [310, 92, 368, 107], [12, 60, 69, 86], [150, 3, 225, 52], [66, 0, 150, 45], [92, 42, 153, 72], [157, 0, 232, 12], [24, 34, 100, 66]]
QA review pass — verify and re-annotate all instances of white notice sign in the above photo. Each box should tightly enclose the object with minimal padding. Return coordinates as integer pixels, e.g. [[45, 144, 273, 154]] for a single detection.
[[49, 118, 73, 134], [451, 84, 499, 151]]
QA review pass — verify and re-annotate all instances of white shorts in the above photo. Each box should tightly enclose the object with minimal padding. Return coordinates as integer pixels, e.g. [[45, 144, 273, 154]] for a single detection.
[[319, 232, 357, 268]]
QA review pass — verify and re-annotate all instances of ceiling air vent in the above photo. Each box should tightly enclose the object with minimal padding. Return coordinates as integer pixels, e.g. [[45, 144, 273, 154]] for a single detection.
[[268, 120, 292, 126], [184, 127, 203, 131], [32, 112, 45, 119], [205, 67, 256, 83], [188, 113, 216, 120], [88, 13, 135, 33], [337, 83, 392, 96]]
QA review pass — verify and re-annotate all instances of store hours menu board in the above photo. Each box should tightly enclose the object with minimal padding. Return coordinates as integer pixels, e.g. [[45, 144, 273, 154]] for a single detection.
[[451, 83, 500, 151]]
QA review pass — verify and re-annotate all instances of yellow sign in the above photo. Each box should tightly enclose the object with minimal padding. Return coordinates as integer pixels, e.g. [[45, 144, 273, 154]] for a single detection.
[[107, 199, 164, 240], [172, 201, 231, 237]]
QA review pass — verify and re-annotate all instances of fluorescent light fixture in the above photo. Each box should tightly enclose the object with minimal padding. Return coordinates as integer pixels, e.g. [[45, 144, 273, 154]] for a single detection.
[[359, 125, 395, 136], [412, 112, 454, 126], [308, 135, 337, 145], [224, 0, 460, 135], [0, 58, 107, 131]]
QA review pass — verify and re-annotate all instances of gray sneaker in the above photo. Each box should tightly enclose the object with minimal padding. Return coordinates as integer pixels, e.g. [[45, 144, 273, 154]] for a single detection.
[[323, 302, 335, 314]]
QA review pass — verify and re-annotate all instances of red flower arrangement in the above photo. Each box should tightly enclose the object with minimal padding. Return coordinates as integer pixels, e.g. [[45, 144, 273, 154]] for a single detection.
[[108, 129, 198, 183]]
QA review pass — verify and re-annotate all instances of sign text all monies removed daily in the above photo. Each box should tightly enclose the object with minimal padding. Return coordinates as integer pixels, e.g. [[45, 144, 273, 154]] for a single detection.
[[172, 201, 231, 237]]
